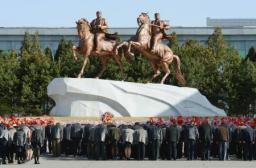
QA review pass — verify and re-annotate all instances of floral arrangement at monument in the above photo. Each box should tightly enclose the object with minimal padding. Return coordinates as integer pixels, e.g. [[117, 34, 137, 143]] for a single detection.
[[101, 112, 114, 123], [0, 115, 55, 127]]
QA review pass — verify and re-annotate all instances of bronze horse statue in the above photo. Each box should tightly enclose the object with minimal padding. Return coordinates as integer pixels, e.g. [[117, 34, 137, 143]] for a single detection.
[[72, 18, 125, 79], [116, 13, 186, 85]]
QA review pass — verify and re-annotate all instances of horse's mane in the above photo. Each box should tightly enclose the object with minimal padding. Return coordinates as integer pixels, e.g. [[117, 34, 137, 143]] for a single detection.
[[141, 12, 151, 24], [136, 13, 151, 36], [77, 18, 91, 39]]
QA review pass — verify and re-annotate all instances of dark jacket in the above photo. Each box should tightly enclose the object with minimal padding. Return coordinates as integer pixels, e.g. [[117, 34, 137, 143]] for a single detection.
[[13, 129, 26, 147], [242, 125, 254, 143], [199, 123, 212, 143], [63, 124, 72, 141], [94, 124, 108, 142], [82, 124, 92, 142], [71, 123, 83, 139], [45, 124, 53, 140], [31, 128, 44, 148], [51, 123, 63, 140], [147, 124, 163, 142], [165, 124, 179, 143], [108, 127, 121, 142]]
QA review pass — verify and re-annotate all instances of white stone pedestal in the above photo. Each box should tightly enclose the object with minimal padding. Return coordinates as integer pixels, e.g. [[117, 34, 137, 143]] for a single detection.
[[47, 78, 226, 117]]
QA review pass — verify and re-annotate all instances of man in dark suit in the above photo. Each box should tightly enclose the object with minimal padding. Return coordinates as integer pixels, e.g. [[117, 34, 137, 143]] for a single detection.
[[45, 124, 53, 154], [63, 124, 72, 155], [108, 125, 121, 159], [199, 117, 212, 160], [165, 118, 180, 160], [147, 123, 163, 160], [241, 124, 254, 161], [31, 126, 44, 164], [71, 123, 83, 157], [94, 124, 108, 160]]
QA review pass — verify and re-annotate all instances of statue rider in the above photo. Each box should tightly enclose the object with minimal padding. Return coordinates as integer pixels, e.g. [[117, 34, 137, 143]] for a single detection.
[[90, 11, 108, 52], [150, 13, 170, 53]]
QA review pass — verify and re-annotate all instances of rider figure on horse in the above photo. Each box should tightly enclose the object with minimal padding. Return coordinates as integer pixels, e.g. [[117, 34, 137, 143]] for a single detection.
[[90, 11, 108, 52], [150, 13, 170, 53]]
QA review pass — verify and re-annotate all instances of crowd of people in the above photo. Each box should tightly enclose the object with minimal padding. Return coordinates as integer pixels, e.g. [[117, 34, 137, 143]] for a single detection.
[[0, 115, 256, 165]]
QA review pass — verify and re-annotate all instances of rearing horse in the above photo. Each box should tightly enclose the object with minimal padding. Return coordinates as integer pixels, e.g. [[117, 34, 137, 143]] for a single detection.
[[116, 13, 186, 85], [72, 18, 125, 79]]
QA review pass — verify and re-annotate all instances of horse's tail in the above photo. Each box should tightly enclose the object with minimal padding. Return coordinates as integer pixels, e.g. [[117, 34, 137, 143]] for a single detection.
[[173, 55, 186, 86]]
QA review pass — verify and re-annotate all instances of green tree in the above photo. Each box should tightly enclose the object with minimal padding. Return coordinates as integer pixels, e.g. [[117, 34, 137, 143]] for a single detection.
[[18, 32, 53, 115], [54, 38, 83, 77], [44, 47, 53, 61], [20, 32, 31, 56], [231, 60, 256, 115], [168, 32, 179, 53], [245, 46, 256, 62], [0, 50, 19, 115]]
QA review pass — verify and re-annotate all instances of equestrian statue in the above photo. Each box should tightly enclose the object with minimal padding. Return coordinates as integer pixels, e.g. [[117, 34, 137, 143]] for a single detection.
[[72, 11, 186, 85]]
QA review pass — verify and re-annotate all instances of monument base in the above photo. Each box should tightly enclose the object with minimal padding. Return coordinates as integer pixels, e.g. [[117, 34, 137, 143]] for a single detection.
[[47, 78, 226, 117]]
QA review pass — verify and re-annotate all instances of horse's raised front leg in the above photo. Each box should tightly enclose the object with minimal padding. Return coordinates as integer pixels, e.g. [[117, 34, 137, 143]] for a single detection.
[[115, 41, 129, 55], [130, 41, 141, 47], [128, 41, 141, 56], [95, 57, 109, 79], [72, 45, 78, 61]]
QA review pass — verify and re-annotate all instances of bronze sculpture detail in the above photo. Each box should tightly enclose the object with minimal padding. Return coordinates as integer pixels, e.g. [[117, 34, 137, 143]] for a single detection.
[[72, 15, 125, 79], [72, 12, 186, 85], [116, 13, 186, 85]]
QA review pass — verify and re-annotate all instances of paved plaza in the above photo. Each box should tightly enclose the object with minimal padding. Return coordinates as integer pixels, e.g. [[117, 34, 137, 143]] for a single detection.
[[2, 156, 255, 168]]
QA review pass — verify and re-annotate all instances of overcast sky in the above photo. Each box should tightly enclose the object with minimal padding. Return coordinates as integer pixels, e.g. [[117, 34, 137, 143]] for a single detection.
[[1, 0, 255, 27]]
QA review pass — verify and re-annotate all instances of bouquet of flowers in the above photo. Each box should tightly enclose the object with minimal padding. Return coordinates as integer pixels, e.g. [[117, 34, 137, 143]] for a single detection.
[[101, 112, 114, 123]]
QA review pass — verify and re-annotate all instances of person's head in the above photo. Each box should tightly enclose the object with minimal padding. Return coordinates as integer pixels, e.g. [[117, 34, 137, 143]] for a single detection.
[[221, 117, 226, 125], [204, 117, 209, 124], [96, 11, 102, 18], [155, 13, 160, 20]]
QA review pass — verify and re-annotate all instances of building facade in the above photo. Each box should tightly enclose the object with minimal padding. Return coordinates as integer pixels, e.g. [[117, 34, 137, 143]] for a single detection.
[[1, 19, 256, 57]]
